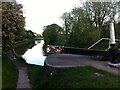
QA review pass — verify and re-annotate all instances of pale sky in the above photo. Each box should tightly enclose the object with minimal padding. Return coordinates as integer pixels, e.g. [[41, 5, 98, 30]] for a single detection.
[[16, 0, 81, 34]]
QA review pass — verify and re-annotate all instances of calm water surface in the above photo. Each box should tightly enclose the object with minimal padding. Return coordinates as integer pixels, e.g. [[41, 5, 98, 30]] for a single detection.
[[22, 40, 46, 66]]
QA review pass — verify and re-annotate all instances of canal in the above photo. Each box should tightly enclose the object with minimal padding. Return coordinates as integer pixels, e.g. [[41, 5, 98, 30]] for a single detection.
[[15, 40, 46, 66], [22, 40, 46, 66]]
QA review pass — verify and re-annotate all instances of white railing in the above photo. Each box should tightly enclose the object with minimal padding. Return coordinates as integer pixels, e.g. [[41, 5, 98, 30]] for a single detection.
[[88, 38, 120, 49]]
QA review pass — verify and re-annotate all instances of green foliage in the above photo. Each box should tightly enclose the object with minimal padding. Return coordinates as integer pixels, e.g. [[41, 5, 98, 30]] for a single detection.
[[64, 8, 101, 48], [14, 28, 26, 41], [43, 24, 65, 45], [92, 40, 109, 50], [60, 2, 120, 48], [61, 12, 73, 44], [25, 30, 35, 39], [56, 34, 66, 45], [15, 29, 35, 42]]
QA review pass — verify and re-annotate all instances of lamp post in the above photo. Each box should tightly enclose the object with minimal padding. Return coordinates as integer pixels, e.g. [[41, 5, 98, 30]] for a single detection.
[[108, 21, 119, 66]]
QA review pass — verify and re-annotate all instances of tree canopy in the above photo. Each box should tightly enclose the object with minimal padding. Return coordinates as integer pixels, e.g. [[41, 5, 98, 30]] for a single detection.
[[43, 1, 120, 49], [2, 2, 35, 54], [43, 24, 65, 45], [63, 2, 119, 47], [2, 2, 25, 53], [82, 2, 119, 27]]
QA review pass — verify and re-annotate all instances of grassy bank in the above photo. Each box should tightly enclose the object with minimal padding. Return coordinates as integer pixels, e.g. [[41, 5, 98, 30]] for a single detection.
[[2, 55, 18, 89], [25, 63, 120, 89], [0, 56, 2, 89], [14, 39, 35, 47], [2, 39, 36, 89]]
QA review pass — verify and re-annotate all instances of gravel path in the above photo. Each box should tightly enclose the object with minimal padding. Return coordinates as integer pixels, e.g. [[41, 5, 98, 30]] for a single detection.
[[45, 54, 120, 75], [12, 57, 32, 89]]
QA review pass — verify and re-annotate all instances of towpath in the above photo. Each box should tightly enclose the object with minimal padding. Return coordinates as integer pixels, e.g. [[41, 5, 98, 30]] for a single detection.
[[12, 57, 32, 89]]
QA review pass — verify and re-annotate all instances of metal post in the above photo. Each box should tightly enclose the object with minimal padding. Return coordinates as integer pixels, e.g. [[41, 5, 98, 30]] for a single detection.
[[108, 21, 119, 66], [109, 21, 116, 45]]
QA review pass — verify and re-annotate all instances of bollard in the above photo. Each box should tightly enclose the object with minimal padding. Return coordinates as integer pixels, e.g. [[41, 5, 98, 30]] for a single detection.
[[108, 21, 120, 66]]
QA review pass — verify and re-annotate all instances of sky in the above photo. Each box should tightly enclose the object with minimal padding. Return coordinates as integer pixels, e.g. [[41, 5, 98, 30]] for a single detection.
[[16, 0, 81, 34]]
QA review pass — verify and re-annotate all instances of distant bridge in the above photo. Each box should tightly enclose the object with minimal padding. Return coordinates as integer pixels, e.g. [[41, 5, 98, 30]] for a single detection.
[[35, 37, 44, 40]]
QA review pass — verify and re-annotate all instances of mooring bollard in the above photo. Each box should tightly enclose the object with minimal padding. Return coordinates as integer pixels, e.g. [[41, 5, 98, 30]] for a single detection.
[[108, 21, 120, 66]]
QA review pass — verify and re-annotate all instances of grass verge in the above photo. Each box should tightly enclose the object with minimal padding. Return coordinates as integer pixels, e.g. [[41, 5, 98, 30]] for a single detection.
[[2, 55, 18, 89], [0, 56, 2, 89], [26, 64, 120, 89], [17, 56, 120, 89]]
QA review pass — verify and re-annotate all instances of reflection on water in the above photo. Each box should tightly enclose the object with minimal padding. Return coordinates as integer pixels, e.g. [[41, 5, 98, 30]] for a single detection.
[[22, 40, 46, 66]]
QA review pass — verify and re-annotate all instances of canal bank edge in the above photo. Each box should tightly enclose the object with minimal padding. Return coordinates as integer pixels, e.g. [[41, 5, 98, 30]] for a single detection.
[[44, 54, 120, 76]]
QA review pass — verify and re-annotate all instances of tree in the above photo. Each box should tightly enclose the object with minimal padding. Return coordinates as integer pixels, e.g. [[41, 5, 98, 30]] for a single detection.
[[26, 30, 35, 39], [60, 2, 120, 48], [68, 8, 100, 48], [2, 2, 25, 54], [61, 12, 73, 45], [42, 24, 65, 45], [82, 2, 119, 27]]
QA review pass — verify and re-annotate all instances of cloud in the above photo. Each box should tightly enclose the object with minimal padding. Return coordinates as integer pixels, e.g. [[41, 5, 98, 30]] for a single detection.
[[16, 0, 81, 34]]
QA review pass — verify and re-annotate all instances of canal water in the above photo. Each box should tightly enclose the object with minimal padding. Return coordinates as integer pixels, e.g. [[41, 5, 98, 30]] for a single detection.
[[22, 40, 46, 66]]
